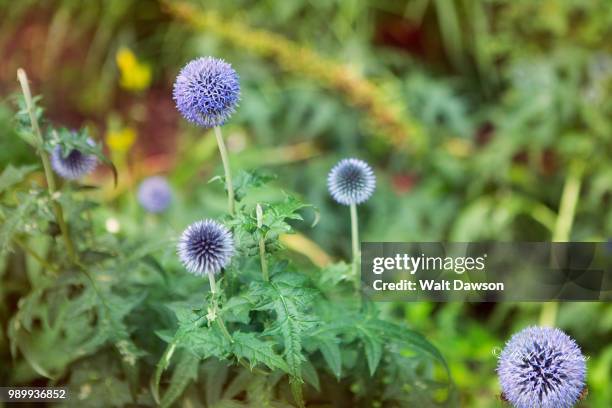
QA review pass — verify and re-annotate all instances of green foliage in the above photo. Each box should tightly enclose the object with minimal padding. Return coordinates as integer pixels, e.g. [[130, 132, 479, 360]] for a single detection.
[[1, 92, 452, 407], [1, 0, 611, 406]]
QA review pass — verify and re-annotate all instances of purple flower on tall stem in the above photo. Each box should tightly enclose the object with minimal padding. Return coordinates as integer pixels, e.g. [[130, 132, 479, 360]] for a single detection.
[[327, 158, 376, 206], [172, 56, 240, 215], [327, 158, 376, 292], [173, 57, 240, 128]]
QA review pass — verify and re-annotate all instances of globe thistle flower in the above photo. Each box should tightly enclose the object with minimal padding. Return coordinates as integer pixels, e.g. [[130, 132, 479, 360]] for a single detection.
[[50, 142, 98, 180], [328, 158, 376, 205], [497, 326, 586, 408], [177, 219, 234, 276], [173, 57, 240, 128], [137, 176, 172, 213]]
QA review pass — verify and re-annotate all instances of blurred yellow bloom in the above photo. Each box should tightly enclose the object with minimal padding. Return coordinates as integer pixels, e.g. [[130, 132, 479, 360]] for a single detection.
[[106, 126, 137, 153], [116, 47, 152, 92]]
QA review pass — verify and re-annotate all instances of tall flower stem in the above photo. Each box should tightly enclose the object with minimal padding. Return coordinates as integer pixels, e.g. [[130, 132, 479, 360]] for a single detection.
[[540, 160, 584, 327], [207, 273, 233, 343], [256, 204, 269, 281], [17, 68, 77, 263], [208, 271, 217, 294], [350, 203, 360, 291], [213, 126, 235, 215]]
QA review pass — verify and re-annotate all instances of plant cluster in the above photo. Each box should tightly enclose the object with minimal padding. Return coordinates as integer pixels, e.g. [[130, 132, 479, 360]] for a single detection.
[[0, 63, 452, 407]]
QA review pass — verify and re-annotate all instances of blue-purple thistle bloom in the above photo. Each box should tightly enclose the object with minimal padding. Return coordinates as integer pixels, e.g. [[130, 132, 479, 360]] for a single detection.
[[178, 219, 234, 276], [50, 143, 98, 180], [497, 326, 586, 408], [328, 158, 376, 205], [173, 57, 240, 128], [137, 176, 172, 213]]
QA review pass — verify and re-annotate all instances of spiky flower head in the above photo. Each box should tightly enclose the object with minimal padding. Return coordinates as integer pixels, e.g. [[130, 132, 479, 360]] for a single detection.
[[177, 219, 234, 276], [173, 57, 240, 128], [50, 141, 98, 180], [137, 176, 172, 213], [497, 326, 586, 408], [327, 158, 376, 205]]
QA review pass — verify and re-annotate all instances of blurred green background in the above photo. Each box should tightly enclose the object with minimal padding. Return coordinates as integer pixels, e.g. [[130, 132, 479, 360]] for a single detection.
[[1, 0, 611, 406]]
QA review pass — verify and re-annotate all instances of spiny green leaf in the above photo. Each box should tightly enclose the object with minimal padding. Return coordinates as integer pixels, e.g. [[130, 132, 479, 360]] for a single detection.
[[222, 295, 255, 324], [0, 192, 38, 256], [359, 327, 383, 376], [368, 319, 450, 377], [301, 359, 320, 391], [0, 164, 37, 193], [159, 351, 200, 408], [231, 331, 289, 372], [233, 169, 276, 201], [180, 326, 231, 359], [165, 301, 202, 326], [318, 336, 342, 379]]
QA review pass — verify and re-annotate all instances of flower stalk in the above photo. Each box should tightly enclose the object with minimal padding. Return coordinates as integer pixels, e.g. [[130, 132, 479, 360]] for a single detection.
[[540, 160, 585, 327], [350, 203, 360, 291], [256, 204, 269, 281], [214, 126, 235, 215], [17, 68, 77, 263], [207, 272, 233, 343]]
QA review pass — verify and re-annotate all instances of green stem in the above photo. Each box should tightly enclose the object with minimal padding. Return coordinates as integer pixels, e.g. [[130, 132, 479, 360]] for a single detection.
[[208, 272, 217, 295], [213, 126, 235, 215], [552, 161, 584, 242], [151, 340, 177, 404], [539, 302, 558, 327], [350, 203, 360, 291], [17, 68, 77, 263], [256, 204, 269, 281], [207, 273, 233, 343], [540, 161, 584, 327]]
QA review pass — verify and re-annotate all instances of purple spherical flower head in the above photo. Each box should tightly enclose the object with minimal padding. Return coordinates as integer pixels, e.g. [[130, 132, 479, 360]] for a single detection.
[[177, 219, 234, 276], [328, 158, 376, 205], [173, 57, 240, 128], [138, 176, 172, 213], [50, 141, 98, 180], [497, 326, 586, 408]]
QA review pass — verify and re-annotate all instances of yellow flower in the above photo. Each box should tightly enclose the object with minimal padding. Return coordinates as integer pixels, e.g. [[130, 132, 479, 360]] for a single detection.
[[106, 126, 137, 153], [116, 47, 152, 92]]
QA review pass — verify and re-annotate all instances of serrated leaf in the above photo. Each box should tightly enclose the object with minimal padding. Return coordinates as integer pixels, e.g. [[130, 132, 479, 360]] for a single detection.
[[233, 169, 276, 201], [301, 359, 320, 391], [160, 351, 200, 408], [165, 301, 201, 326], [0, 192, 37, 256], [232, 331, 289, 372], [318, 336, 342, 379], [181, 326, 231, 359], [369, 319, 449, 374], [0, 164, 37, 193], [223, 295, 254, 324], [264, 194, 311, 235], [360, 328, 383, 376], [271, 289, 305, 377]]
